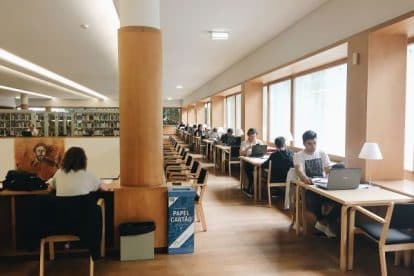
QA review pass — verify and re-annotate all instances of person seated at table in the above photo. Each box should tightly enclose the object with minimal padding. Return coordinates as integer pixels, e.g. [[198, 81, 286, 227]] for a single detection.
[[209, 128, 220, 140], [49, 147, 101, 196], [293, 130, 339, 238], [194, 124, 204, 137], [262, 136, 294, 183], [240, 128, 264, 194], [178, 122, 186, 129], [220, 128, 234, 144]]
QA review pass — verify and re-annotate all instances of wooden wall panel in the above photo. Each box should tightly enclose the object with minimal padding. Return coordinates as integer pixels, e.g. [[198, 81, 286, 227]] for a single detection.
[[196, 102, 205, 125], [242, 81, 263, 139], [366, 31, 407, 180], [211, 96, 225, 128], [346, 29, 407, 181], [187, 106, 196, 125]]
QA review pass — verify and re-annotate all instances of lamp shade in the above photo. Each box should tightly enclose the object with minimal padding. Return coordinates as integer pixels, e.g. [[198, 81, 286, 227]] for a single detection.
[[358, 142, 383, 160]]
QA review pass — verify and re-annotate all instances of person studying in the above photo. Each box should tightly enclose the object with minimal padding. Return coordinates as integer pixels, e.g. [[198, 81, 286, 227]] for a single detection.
[[262, 136, 294, 183], [241, 128, 264, 194], [293, 130, 339, 238]]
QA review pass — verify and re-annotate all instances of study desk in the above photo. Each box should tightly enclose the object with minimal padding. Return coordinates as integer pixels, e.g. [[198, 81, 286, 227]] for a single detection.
[[293, 181, 412, 272], [239, 155, 269, 201], [374, 179, 414, 198], [214, 144, 230, 174], [194, 136, 202, 153], [0, 180, 118, 256]]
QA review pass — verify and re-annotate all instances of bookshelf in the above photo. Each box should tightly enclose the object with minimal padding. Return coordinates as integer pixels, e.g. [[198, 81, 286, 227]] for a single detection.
[[0, 109, 120, 137]]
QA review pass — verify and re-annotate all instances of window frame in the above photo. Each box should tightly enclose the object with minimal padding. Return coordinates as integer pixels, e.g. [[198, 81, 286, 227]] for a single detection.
[[262, 58, 347, 160], [224, 92, 242, 130]]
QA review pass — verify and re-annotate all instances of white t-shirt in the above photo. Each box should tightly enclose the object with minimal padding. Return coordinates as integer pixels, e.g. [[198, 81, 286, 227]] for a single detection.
[[50, 169, 101, 197], [293, 150, 330, 178], [241, 139, 264, 156]]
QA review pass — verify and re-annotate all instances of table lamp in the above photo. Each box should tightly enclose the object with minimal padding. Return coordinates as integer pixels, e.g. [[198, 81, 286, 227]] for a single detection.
[[235, 128, 244, 136], [358, 142, 383, 185]]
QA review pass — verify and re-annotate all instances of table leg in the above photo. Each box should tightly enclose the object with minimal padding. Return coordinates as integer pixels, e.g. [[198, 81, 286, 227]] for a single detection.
[[258, 166, 262, 201], [253, 166, 258, 201], [295, 184, 300, 235], [11, 196, 16, 251], [221, 150, 226, 174], [340, 205, 349, 272], [300, 188, 307, 234], [240, 159, 244, 191]]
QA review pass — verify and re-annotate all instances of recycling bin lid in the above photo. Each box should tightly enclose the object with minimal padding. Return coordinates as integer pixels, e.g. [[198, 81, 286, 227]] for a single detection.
[[119, 221, 156, 236]]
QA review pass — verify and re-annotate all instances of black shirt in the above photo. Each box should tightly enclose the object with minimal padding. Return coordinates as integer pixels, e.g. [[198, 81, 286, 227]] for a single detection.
[[262, 149, 294, 182]]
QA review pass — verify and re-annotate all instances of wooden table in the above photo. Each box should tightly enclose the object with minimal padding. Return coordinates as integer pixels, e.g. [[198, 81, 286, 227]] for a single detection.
[[0, 179, 119, 255], [214, 144, 230, 174], [293, 181, 412, 272], [194, 136, 201, 153], [374, 179, 414, 198], [240, 155, 269, 201]]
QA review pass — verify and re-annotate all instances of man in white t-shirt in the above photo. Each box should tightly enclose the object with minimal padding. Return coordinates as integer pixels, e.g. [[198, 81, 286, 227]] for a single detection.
[[241, 128, 264, 194], [294, 130, 339, 238]]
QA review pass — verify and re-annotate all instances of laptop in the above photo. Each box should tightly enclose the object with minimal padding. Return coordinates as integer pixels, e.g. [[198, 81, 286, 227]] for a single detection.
[[251, 144, 267, 158], [313, 168, 361, 190]]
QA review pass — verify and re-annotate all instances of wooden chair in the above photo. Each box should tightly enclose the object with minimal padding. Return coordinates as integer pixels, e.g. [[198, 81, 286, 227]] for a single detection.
[[227, 146, 240, 177], [265, 160, 287, 207], [40, 197, 105, 276], [194, 168, 208, 232], [348, 202, 414, 276], [166, 155, 193, 178], [169, 161, 201, 182]]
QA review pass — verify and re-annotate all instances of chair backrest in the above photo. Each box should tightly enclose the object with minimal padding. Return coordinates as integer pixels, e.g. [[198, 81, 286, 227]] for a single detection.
[[182, 151, 188, 160], [197, 168, 208, 184], [49, 193, 98, 235], [185, 155, 193, 166], [390, 203, 414, 229], [230, 146, 240, 158], [190, 161, 200, 174]]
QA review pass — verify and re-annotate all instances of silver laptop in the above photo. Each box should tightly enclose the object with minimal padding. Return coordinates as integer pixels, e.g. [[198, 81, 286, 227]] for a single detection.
[[313, 168, 361, 190]]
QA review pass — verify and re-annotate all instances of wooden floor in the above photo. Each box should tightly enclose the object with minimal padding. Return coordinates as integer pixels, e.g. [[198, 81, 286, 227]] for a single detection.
[[1, 159, 413, 275]]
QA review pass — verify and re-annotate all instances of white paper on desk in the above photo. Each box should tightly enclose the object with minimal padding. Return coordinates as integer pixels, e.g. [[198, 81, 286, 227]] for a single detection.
[[358, 184, 374, 189]]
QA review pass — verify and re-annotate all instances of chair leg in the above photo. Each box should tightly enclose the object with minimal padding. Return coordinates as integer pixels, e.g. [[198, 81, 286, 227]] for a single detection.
[[198, 204, 207, 232], [195, 204, 201, 222], [268, 184, 272, 207], [379, 246, 387, 276], [89, 256, 94, 276], [40, 239, 45, 276], [49, 241, 55, 261]]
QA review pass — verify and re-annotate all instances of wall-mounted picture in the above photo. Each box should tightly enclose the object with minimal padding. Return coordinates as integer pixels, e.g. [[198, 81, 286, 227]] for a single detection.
[[15, 138, 65, 180], [163, 107, 181, 125]]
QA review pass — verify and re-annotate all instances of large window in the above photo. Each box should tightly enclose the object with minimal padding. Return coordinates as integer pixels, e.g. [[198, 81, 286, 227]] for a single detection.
[[269, 80, 291, 143], [405, 44, 414, 171], [294, 64, 347, 156], [225, 93, 242, 130], [262, 86, 268, 142], [204, 102, 211, 127]]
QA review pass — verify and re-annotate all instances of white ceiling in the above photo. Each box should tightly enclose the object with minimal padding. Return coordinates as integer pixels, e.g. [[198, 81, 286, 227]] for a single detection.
[[0, 0, 328, 101]]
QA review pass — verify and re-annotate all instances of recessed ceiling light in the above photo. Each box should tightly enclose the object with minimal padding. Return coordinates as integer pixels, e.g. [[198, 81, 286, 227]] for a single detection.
[[0, 85, 53, 99], [80, 24, 89, 29], [176, 85, 183, 89], [167, 97, 173, 101], [0, 48, 107, 100], [210, 31, 229, 40]]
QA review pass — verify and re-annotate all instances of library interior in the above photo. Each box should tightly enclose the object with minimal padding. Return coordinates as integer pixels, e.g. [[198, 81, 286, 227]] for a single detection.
[[2, 0, 414, 275]]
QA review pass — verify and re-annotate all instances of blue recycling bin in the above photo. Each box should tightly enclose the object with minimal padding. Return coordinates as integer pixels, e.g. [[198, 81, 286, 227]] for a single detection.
[[167, 186, 196, 254]]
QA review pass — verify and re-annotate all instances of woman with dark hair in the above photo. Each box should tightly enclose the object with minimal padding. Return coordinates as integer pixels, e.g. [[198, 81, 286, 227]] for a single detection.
[[49, 147, 101, 196]]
